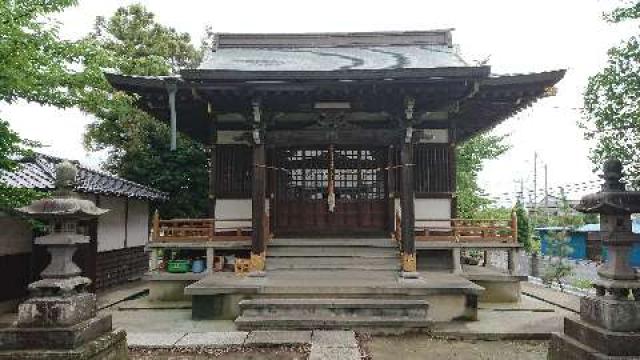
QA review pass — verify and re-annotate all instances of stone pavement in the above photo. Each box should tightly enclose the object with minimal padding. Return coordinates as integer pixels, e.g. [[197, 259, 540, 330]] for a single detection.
[[521, 281, 580, 313], [128, 329, 360, 359]]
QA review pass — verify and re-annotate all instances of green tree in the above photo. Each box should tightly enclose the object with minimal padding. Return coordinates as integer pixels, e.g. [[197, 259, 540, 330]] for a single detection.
[[515, 202, 532, 251], [0, 0, 85, 208], [456, 134, 510, 218], [582, 1, 640, 187], [541, 191, 576, 290], [78, 4, 208, 218]]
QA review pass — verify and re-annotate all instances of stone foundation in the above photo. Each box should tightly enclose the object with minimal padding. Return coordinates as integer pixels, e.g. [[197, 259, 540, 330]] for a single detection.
[[580, 295, 640, 332], [0, 329, 128, 360]]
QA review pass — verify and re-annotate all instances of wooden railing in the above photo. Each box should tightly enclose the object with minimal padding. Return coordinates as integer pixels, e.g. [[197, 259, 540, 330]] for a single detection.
[[394, 209, 518, 243], [151, 211, 270, 242]]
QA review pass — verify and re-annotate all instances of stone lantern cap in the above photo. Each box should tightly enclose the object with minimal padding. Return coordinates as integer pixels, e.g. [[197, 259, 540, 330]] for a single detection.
[[575, 159, 640, 214]]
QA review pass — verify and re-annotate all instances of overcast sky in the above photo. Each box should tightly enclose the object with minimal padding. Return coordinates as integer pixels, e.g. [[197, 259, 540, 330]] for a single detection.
[[1, 0, 636, 205]]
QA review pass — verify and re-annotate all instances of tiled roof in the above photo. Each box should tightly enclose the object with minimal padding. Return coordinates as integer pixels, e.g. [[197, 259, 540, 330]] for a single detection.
[[195, 30, 467, 73], [199, 45, 468, 72], [0, 153, 167, 201]]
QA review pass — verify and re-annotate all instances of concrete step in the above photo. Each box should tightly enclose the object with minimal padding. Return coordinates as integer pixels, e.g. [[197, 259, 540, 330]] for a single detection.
[[236, 297, 430, 331], [268, 247, 398, 258], [269, 238, 396, 248], [235, 315, 431, 330], [239, 298, 428, 317], [266, 257, 400, 270]]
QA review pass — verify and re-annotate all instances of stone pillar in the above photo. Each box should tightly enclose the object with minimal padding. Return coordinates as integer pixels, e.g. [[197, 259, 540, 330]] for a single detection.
[[206, 247, 215, 273], [452, 248, 463, 274], [507, 248, 519, 275], [400, 137, 416, 276]]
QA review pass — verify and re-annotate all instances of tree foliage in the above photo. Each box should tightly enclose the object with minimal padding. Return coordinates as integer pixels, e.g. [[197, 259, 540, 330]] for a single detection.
[[78, 4, 208, 218], [456, 134, 510, 218], [582, 1, 640, 187], [0, 0, 84, 209], [515, 202, 532, 251]]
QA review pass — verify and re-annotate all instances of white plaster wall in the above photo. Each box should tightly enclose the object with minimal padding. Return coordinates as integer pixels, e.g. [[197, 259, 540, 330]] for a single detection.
[[215, 199, 270, 230], [126, 199, 149, 248], [393, 198, 452, 229], [415, 198, 452, 228], [97, 196, 127, 252], [0, 217, 32, 256], [216, 199, 252, 230]]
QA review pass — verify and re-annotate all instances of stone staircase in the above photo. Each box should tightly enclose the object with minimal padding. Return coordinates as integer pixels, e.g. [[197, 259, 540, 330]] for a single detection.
[[234, 238, 431, 331], [265, 238, 401, 271]]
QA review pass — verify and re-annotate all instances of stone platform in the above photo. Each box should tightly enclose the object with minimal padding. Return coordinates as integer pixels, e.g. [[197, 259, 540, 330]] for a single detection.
[[185, 269, 483, 325]]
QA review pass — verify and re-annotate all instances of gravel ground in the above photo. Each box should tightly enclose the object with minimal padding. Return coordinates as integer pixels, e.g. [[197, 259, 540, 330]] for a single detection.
[[366, 336, 548, 360]]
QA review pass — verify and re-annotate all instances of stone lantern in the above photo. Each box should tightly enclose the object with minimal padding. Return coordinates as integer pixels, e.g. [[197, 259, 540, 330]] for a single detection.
[[0, 161, 128, 359], [549, 159, 640, 359]]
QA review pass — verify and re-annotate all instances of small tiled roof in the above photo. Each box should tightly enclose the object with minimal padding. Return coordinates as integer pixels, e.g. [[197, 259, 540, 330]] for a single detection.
[[0, 153, 167, 201]]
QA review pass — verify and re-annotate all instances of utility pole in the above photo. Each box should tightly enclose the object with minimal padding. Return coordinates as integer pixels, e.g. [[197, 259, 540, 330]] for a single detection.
[[533, 152, 538, 224], [544, 164, 549, 224]]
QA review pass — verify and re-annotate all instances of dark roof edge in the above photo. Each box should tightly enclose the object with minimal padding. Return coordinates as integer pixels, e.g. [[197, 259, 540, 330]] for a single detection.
[[180, 66, 491, 81], [215, 29, 455, 49], [484, 69, 567, 86]]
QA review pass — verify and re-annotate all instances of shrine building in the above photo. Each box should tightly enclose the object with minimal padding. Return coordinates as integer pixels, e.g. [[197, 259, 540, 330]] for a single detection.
[[107, 30, 564, 328]]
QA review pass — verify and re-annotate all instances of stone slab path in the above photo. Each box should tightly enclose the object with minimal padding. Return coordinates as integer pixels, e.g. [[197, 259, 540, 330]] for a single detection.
[[310, 330, 360, 360], [128, 329, 361, 359], [521, 282, 581, 313]]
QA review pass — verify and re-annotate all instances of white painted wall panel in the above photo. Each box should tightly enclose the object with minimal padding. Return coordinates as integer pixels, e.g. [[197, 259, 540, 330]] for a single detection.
[[97, 196, 127, 252], [214, 199, 270, 230], [126, 199, 149, 248], [0, 217, 32, 255], [392, 197, 452, 230], [415, 198, 452, 228]]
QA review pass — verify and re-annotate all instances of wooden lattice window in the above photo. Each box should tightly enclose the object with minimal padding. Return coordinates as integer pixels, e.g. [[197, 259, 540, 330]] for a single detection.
[[414, 144, 452, 194], [216, 145, 252, 198]]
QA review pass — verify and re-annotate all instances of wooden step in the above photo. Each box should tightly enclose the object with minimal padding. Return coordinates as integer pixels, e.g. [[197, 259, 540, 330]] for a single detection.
[[267, 247, 398, 257], [269, 238, 396, 248], [266, 257, 400, 270]]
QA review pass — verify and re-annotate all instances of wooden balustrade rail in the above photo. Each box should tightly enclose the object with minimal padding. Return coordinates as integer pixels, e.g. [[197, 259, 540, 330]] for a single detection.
[[394, 209, 518, 243], [151, 211, 271, 242]]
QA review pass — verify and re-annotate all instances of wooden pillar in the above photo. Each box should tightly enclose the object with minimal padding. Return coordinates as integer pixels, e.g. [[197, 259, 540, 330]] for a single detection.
[[400, 141, 416, 272], [387, 145, 397, 235], [250, 100, 266, 273], [400, 97, 416, 275], [207, 105, 218, 218]]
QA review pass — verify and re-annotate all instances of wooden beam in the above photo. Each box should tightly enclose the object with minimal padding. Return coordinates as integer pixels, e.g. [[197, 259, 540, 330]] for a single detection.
[[266, 129, 401, 146]]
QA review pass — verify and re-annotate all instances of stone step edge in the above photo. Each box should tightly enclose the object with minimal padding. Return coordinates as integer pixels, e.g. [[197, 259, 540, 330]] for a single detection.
[[239, 299, 428, 309], [235, 316, 431, 328]]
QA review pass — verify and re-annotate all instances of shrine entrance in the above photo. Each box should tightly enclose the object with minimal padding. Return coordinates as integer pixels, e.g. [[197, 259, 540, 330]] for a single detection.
[[273, 146, 388, 236]]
